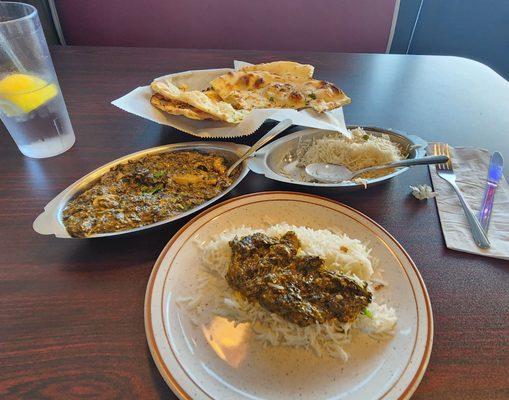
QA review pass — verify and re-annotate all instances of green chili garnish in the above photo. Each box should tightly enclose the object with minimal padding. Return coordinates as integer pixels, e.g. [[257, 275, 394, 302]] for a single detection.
[[142, 183, 164, 195]]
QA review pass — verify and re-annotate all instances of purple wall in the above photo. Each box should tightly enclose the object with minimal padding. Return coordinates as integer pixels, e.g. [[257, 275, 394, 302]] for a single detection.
[[57, 0, 396, 52]]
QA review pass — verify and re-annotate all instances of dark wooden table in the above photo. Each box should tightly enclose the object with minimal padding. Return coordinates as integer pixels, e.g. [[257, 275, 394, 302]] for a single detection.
[[1, 46, 508, 400]]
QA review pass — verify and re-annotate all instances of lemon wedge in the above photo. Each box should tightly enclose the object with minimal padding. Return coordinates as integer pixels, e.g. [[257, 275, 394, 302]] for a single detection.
[[0, 73, 58, 116]]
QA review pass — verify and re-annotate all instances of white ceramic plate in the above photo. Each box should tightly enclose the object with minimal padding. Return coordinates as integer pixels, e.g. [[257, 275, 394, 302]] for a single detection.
[[145, 192, 433, 400]]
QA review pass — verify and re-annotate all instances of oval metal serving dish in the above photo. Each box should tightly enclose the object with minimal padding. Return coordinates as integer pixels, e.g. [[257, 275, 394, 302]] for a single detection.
[[33, 142, 250, 239], [248, 126, 427, 190]]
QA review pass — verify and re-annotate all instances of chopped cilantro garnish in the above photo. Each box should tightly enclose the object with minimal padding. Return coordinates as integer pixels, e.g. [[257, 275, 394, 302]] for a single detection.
[[362, 308, 373, 318], [152, 170, 165, 178], [142, 183, 164, 195], [363, 134, 369, 141], [308, 93, 317, 100]]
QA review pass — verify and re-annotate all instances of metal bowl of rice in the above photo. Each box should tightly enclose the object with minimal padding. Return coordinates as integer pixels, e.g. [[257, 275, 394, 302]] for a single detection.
[[249, 126, 427, 190]]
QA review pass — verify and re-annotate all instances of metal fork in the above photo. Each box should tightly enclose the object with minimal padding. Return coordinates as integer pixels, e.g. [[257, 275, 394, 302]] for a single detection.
[[433, 143, 490, 249]]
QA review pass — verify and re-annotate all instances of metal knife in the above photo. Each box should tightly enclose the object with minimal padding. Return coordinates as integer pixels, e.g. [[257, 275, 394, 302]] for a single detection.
[[478, 151, 504, 233]]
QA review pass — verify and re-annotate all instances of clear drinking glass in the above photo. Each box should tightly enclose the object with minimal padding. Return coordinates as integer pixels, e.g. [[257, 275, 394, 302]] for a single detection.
[[0, 2, 75, 158]]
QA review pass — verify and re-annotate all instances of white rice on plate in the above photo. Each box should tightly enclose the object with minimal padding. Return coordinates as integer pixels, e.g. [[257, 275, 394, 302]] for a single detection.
[[178, 223, 397, 361]]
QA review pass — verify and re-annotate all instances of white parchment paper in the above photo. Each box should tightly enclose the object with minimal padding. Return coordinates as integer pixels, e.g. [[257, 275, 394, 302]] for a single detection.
[[111, 61, 349, 138]]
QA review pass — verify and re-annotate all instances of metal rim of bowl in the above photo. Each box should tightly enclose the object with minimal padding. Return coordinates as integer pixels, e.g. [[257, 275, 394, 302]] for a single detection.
[[33, 142, 250, 239]]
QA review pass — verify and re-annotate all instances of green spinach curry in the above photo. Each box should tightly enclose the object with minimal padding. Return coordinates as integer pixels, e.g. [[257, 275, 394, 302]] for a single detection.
[[63, 151, 234, 237]]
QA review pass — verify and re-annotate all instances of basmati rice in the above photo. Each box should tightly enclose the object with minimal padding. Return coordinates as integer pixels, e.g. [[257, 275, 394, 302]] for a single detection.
[[297, 127, 404, 180]]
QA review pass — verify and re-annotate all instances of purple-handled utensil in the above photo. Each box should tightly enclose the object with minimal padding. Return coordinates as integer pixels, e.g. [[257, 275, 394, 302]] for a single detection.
[[478, 151, 504, 233]]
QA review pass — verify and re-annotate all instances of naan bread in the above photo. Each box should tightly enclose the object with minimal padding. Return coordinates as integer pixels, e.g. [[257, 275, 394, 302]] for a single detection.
[[240, 61, 314, 78], [202, 88, 223, 102], [150, 93, 218, 121], [151, 79, 244, 123], [210, 69, 351, 112]]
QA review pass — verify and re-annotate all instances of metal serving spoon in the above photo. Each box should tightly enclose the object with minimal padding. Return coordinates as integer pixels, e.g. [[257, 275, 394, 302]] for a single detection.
[[305, 155, 449, 183], [226, 119, 293, 177]]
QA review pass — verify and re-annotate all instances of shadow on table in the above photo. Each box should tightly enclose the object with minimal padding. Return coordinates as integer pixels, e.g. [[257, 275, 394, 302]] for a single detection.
[[146, 350, 176, 399], [54, 221, 187, 272]]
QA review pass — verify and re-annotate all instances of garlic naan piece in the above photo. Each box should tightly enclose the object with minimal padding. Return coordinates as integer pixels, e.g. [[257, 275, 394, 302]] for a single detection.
[[240, 61, 314, 79], [151, 79, 244, 123], [210, 70, 350, 112], [150, 93, 219, 121], [202, 88, 223, 102]]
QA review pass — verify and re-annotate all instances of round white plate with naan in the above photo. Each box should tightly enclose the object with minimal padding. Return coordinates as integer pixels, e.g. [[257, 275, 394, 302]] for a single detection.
[[145, 192, 433, 400]]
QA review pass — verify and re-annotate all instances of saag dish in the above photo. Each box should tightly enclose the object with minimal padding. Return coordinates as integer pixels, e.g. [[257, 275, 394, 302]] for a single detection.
[[63, 151, 234, 237]]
